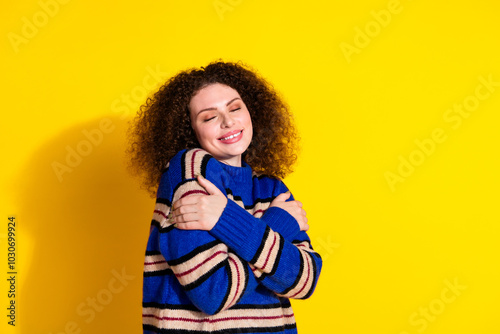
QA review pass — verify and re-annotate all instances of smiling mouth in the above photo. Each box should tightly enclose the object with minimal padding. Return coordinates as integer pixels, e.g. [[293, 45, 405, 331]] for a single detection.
[[219, 130, 242, 141]]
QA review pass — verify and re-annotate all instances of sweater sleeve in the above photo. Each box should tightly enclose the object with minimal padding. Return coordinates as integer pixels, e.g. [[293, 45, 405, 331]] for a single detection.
[[209, 190, 323, 300], [259, 181, 302, 241], [154, 149, 249, 315]]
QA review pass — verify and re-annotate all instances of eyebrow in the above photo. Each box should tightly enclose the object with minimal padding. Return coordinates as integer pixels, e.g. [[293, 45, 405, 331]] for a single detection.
[[196, 97, 241, 116]]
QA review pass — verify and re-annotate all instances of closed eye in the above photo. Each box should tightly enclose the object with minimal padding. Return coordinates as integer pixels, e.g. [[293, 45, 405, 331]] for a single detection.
[[231, 108, 241, 112]]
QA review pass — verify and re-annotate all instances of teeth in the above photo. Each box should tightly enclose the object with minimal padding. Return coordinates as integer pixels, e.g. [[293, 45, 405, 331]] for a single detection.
[[220, 131, 241, 141]]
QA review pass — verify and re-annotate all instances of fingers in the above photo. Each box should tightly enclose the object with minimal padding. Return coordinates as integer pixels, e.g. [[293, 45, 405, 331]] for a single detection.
[[172, 211, 217, 231], [270, 192, 291, 208], [197, 174, 224, 196], [172, 212, 200, 224], [170, 186, 226, 231], [275, 191, 291, 201], [172, 195, 203, 211], [297, 213, 309, 231]]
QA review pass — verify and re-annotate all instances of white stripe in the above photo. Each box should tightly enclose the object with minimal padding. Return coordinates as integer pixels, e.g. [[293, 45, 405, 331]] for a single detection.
[[143, 305, 295, 331], [144, 254, 170, 273], [171, 243, 228, 287]]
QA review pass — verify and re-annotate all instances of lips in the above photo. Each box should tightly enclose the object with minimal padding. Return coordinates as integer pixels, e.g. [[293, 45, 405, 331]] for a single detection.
[[218, 130, 243, 141]]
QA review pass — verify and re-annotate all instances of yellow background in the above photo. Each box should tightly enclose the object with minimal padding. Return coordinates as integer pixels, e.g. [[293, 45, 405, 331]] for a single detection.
[[1, 0, 499, 333]]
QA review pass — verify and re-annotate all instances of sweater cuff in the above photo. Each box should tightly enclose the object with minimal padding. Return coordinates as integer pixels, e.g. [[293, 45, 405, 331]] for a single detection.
[[209, 199, 268, 262], [260, 207, 301, 240]]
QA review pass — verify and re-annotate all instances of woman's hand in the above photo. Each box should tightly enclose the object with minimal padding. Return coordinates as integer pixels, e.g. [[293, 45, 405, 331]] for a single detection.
[[270, 192, 309, 231], [170, 175, 228, 231]]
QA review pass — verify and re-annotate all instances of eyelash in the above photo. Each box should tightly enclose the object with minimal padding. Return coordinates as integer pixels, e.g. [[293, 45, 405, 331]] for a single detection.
[[203, 108, 241, 122]]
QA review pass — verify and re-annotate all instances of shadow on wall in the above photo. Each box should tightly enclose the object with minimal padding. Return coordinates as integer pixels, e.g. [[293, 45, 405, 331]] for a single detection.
[[15, 115, 153, 334]]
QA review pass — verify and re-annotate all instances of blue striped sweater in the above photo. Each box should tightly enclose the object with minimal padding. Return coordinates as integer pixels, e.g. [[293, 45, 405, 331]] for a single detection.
[[143, 148, 322, 333]]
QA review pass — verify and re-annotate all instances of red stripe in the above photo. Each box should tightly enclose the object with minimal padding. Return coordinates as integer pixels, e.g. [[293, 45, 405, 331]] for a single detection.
[[175, 250, 227, 278], [261, 233, 278, 270], [190, 149, 203, 179], [143, 313, 294, 323], [253, 209, 264, 215], [154, 210, 168, 219], [297, 243, 316, 254], [290, 251, 311, 298], [227, 257, 241, 307], [180, 190, 209, 198]]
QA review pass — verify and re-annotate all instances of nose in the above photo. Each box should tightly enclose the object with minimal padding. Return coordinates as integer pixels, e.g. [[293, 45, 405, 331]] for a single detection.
[[221, 113, 235, 128]]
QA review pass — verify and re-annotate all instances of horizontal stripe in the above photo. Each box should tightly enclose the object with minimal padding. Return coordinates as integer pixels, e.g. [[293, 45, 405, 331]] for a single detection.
[[143, 305, 295, 317], [225, 189, 273, 214], [145, 255, 168, 265], [143, 313, 295, 323], [180, 189, 209, 198], [144, 253, 171, 276], [168, 240, 222, 266], [172, 246, 228, 287], [143, 323, 296, 334], [156, 197, 172, 206], [183, 261, 227, 291], [145, 250, 162, 256], [143, 302, 286, 311], [154, 210, 168, 220], [143, 305, 295, 332], [172, 180, 208, 203], [175, 250, 227, 278], [253, 209, 265, 218], [152, 202, 172, 229], [143, 268, 173, 277], [143, 302, 199, 311]]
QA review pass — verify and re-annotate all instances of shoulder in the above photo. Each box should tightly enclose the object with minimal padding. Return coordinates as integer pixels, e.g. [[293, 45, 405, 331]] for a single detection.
[[166, 148, 223, 180], [159, 149, 227, 197]]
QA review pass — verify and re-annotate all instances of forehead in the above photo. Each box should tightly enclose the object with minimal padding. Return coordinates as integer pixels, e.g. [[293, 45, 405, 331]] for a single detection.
[[189, 83, 241, 110]]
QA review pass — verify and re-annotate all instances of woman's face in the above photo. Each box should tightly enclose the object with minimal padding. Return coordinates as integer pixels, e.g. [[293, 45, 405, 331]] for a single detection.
[[189, 83, 253, 167]]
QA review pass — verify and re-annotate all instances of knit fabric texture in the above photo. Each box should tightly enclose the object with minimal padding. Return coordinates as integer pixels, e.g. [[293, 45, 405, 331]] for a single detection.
[[143, 148, 322, 333]]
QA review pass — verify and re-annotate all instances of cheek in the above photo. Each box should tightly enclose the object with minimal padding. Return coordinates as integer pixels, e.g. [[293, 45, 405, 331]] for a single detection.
[[245, 113, 253, 131], [191, 124, 204, 143], [195, 125, 216, 143]]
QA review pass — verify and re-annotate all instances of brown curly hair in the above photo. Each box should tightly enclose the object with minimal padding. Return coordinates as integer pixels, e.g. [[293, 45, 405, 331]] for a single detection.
[[126, 60, 300, 197]]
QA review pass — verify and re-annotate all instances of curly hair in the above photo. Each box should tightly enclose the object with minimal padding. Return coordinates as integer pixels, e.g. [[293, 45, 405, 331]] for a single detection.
[[126, 60, 300, 197]]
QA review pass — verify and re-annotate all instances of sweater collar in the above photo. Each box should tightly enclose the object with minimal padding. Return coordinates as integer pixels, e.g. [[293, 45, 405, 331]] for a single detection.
[[218, 160, 253, 184]]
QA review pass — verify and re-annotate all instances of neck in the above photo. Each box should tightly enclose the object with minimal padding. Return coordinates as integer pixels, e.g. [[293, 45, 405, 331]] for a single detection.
[[219, 155, 242, 167]]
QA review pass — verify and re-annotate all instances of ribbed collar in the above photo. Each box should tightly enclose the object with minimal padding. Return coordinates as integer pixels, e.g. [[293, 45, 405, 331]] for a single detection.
[[218, 160, 253, 184]]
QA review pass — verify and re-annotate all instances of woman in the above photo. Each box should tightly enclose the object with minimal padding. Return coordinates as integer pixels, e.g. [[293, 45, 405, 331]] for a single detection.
[[127, 60, 322, 333]]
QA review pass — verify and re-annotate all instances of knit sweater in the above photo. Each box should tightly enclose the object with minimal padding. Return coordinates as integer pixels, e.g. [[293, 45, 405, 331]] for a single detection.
[[143, 148, 322, 333]]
